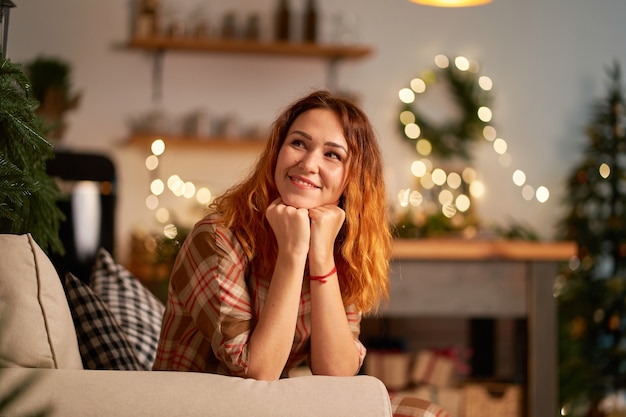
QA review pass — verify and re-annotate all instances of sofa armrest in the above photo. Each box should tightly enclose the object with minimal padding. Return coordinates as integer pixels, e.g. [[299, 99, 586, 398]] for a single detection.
[[0, 368, 392, 417]]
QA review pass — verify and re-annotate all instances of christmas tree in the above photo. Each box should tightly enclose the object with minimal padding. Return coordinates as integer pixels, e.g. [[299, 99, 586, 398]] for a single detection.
[[557, 62, 626, 417], [0, 54, 64, 255]]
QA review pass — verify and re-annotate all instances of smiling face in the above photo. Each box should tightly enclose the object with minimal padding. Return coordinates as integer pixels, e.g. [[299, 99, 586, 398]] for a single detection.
[[274, 108, 350, 209]]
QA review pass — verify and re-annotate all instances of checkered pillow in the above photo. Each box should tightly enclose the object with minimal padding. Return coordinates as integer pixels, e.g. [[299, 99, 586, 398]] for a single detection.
[[89, 248, 165, 371], [62, 272, 142, 370]]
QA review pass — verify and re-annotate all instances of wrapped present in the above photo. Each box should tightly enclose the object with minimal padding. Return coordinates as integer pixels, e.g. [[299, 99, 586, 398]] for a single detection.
[[412, 384, 464, 417], [365, 350, 411, 391], [433, 346, 473, 376], [464, 382, 521, 417], [411, 349, 456, 388]]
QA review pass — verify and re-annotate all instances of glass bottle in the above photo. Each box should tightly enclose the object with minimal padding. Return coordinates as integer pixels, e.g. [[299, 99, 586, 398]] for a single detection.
[[303, 0, 317, 43], [275, 0, 290, 42], [245, 14, 261, 41], [135, 0, 160, 38], [221, 12, 237, 39]]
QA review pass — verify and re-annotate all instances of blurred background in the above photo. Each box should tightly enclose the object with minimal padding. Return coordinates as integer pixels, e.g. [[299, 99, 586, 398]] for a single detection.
[[7, 0, 625, 259]]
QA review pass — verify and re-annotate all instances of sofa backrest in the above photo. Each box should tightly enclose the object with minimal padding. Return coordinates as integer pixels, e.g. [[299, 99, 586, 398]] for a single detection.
[[0, 234, 83, 369]]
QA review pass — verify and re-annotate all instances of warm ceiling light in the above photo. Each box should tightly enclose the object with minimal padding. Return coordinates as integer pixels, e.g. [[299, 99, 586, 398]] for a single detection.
[[408, 0, 492, 7]]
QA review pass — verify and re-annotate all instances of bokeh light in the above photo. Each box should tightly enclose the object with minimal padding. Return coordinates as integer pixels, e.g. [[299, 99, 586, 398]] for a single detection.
[[405, 123, 421, 139], [478, 106, 493, 122], [522, 185, 535, 201], [454, 56, 470, 71], [483, 126, 497, 141], [420, 173, 435, 189], [416, 139, 432, 155], [146, 194, 159, 210], [182, 181, 196, 199], [399, 88, 416, 104], [150, 179, 165, 196], [438, 189, 454, 205], [456, 194, 471, 212], [432, 168, 447, 186], [400, 110, 415, 125], [469, 180, 485, 198], [411, 160, 428, 177], [145, 155, 159, 171], [409, 190, 423, 207], [434, 54, 449, 68], [163, 223, 178, 239], [536, 186, 550, 203], [447, 172, 462, 189], [512, 170, 526, 186], [151, 138, 165, 156], [599, 163, 611, 179], [493, 138, 508, 154], [410, 78, 426, 93], [155, 207, 169, 223], [478, 76, 493, 91], [196, 187, 213, 205]]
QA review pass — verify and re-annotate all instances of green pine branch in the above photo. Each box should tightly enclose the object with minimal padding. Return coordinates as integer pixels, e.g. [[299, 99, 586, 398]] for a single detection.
[[0, 55, 64, 255]]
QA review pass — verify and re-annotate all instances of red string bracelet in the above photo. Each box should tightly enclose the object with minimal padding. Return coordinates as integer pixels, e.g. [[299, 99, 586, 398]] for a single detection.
[[309, 266, 337, 284]]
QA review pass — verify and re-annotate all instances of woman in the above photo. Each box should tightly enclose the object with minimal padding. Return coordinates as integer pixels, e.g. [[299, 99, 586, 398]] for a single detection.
[[153, 90, 391, 380]]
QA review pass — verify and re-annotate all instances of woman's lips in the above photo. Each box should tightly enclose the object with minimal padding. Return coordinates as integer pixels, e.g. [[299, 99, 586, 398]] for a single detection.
[[290, 175, 320, 189]]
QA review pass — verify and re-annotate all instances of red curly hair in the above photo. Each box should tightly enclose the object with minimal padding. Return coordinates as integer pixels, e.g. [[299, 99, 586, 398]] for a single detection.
[[210, 90, 390, 314]]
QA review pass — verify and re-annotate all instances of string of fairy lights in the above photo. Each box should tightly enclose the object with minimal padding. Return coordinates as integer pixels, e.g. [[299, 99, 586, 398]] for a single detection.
[[144, 138, 213, 238], [397, 54, 550, 221]]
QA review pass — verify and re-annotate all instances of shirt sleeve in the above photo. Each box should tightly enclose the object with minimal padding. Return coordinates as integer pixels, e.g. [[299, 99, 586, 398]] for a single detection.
[[172, 218, 253, 376], [345, 304, 367, 369]]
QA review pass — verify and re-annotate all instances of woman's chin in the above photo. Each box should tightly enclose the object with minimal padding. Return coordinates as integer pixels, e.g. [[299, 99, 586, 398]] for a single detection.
[[280, 195, 339, 209], [281, 196, 315, 209]]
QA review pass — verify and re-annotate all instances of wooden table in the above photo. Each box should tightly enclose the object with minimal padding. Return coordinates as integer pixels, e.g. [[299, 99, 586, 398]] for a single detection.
[[386, 239, 576, 417]]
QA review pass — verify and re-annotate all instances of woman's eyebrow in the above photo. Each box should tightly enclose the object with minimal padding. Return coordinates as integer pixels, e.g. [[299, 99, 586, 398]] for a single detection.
[[326, 141, 348, 154], [291, 130, 348, 154], [290, 129, 312, 140]]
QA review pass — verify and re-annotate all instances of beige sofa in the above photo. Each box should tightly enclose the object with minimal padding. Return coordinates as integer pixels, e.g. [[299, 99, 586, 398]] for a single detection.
[[0, 233, 400, 417]]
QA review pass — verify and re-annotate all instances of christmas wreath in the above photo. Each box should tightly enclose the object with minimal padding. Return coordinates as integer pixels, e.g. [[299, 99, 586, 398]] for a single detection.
[[399, 55, 493, 161]]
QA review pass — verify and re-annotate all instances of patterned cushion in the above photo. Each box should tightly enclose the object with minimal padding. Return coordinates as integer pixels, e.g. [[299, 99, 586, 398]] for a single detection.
[[90, 248, 165, 370], [62, 272, 142, 370]]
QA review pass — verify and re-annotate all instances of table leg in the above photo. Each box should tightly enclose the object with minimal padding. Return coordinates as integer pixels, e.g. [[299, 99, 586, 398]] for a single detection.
[[527, 261, 559, 417]]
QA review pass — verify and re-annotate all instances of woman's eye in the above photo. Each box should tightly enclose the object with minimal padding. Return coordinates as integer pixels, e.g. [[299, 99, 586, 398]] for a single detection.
[[291, 139, 306, 148], [326, 151, 342, 161]]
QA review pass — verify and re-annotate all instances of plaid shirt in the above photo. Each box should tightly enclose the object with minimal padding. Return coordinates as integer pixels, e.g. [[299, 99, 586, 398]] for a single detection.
[[153, 214, 366, 377]]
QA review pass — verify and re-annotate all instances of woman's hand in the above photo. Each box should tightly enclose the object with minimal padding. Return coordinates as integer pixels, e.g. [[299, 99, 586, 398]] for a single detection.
[[308, 205, 345, 267], [265, 198, 310, 258]]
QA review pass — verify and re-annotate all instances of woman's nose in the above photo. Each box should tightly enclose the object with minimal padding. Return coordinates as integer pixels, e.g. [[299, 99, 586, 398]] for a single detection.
[[298, 152, 320, 172]]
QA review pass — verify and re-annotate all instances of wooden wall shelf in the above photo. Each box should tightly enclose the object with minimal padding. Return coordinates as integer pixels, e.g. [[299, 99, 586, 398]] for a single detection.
[[127, 37, 373, 59], [126, 134, 266, 152], [124, 36, 374, 101]]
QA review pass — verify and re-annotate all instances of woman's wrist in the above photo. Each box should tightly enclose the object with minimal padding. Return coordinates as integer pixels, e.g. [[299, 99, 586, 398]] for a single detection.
[[308, 249, 334, 269], [276, 251, 308, 275], [309, 266, 337, 284]]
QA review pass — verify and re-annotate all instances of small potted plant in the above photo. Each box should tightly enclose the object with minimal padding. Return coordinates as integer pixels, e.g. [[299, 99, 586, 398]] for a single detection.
[[25, 56, 81, 142]]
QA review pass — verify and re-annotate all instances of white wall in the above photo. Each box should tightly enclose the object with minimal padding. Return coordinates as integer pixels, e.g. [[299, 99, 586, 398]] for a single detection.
[[7, 0, 626, 260]]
